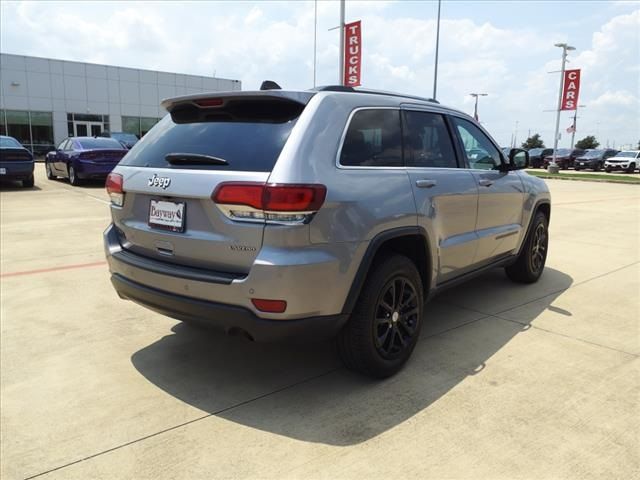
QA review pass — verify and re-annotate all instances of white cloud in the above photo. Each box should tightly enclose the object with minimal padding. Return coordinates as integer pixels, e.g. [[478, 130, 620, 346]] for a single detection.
[[1, 2, 638, 146]]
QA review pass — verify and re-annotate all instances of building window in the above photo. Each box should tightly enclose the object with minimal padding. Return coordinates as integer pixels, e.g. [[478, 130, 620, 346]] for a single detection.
[[122, 116, 161, 138], [0, 109, 54, 156]]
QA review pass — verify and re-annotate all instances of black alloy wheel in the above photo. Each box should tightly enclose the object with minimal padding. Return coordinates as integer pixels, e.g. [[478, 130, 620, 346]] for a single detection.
[[374, 277, 420, 359]]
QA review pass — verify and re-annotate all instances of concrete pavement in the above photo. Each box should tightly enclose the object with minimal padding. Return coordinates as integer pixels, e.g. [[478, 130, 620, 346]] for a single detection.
[[1, 165, 638, 479]]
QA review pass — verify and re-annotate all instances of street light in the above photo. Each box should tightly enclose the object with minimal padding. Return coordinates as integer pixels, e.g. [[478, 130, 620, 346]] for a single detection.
[[549, 42, 576, 173], [469, 93, 488, 121]]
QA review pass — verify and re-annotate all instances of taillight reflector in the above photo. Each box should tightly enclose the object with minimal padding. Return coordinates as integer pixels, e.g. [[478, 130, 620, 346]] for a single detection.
[[212, 183, 326, 212], [251, 299, 287, 313]]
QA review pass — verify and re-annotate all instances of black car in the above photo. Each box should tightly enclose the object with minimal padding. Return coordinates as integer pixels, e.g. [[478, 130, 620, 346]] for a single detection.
[[574, 149, 619, 171], [528, 148, 553, 168], [0, 135, 35, 188], [543, 148, 586, 169], [100, 131, 139, 149]]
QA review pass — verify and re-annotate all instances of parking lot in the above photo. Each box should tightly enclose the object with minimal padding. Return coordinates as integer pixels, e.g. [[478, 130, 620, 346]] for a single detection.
[[1, 164, 638, 479]]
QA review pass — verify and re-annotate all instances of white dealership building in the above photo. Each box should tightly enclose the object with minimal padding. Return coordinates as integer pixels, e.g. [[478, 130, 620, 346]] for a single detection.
[[0, 53, 241, 154]]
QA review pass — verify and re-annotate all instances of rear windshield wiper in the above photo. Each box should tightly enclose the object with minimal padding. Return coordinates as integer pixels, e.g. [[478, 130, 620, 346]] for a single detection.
[[165, 153, 229, 166]]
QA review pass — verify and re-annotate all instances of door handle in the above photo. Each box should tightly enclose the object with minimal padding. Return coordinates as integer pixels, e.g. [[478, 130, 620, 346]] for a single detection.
[[416, 179, 437, 188], [478, 179, 494, 187]]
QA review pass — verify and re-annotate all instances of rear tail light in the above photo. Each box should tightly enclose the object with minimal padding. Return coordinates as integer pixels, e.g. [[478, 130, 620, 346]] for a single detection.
[[194, 98, 224, 107], [106, 173, 124, 207], [251, 298, 287, 313], [212, 182, 326, 224]]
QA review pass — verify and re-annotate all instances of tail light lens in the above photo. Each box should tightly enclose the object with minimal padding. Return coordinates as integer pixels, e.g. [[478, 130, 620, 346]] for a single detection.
[[106, 173, 124, 207], [212, 182, 326, 224]]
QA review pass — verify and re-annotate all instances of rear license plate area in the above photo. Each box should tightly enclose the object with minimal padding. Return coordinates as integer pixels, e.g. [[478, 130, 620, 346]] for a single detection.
[[149, 200, 186, 233]]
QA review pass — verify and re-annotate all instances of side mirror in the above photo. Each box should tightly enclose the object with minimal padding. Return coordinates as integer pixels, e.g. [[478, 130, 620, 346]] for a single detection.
[[509, 148, 529, 170]]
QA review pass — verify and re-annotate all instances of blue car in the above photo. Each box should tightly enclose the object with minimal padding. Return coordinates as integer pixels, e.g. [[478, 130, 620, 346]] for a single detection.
[[0, 135, 35, 188], [45, 137, 127, 186]]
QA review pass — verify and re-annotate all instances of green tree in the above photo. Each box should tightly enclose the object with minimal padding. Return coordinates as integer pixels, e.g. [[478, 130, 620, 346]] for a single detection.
[[575, 135, 600, 149], [521, 134, 545, 149]]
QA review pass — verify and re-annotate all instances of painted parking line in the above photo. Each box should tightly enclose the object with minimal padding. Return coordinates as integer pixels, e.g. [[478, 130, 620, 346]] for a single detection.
[[1, 261, 107, 278]]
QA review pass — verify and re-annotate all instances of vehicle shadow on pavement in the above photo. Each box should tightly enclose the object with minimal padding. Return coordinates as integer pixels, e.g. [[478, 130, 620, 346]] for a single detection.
[[131, 267, 573, 446], [0, 182, 42, 191]]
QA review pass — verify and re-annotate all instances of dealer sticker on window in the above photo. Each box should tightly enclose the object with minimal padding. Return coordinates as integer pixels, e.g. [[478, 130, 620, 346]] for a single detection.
[[148, 200, 185, 232]]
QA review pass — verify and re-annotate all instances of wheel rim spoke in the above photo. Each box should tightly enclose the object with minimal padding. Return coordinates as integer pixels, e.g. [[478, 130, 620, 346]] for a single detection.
[[374, 276, 420, 358]]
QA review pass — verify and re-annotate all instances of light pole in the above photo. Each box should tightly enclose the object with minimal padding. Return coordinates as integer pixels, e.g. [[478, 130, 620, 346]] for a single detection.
[[569, 104, 586, 149], [432, 0, 442, 100], [512, 120, 519, 148], [469, 93, 488, 121], [550, 42, 576, 173]]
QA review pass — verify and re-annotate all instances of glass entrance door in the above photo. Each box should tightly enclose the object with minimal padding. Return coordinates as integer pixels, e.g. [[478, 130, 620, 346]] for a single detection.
[[74, 121, 103, 137]]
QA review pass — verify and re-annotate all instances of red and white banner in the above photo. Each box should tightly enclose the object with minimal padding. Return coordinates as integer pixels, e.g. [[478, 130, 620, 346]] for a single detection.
[[561, 69, 581, 110], [344, 20, 362, 87]]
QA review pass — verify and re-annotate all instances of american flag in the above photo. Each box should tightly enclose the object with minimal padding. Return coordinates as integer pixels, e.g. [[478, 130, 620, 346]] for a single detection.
[[566, 124, 576, 134]]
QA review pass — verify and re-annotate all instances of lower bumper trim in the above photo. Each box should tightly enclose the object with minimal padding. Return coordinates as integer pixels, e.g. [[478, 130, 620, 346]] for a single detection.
[[111, 274, 348, 342]]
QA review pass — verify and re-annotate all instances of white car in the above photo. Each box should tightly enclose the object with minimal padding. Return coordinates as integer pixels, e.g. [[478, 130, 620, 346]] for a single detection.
[[604, 150, 640, 173]]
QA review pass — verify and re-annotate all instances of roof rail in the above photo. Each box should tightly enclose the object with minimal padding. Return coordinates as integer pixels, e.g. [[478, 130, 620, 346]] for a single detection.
[[312, 85, 439, 104]]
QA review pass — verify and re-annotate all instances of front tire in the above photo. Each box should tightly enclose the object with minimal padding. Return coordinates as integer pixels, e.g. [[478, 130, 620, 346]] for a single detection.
[[627, 163, 636, 173], [505, 211, 548, 284], [45, 161, 55, 180], [337, 254, 424, 378]]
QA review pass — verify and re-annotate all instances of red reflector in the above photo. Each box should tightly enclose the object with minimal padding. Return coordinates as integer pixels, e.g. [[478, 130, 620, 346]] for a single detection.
[[194, 98, 224, 107], [105, 173, 123, 193], [212, 183, 326, 212], [251, 299, 287, 313]]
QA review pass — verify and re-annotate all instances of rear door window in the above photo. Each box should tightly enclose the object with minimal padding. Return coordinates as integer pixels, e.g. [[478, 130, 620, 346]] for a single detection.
[[403, 111, 458, 168], [120, 108, 300, 172], [339, 109, 402, 167]]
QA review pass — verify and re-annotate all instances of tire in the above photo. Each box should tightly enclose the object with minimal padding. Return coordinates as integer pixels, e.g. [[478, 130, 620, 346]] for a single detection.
[[68, 164, 82, 186], [574, 167, 580, 171], [627, 163, 636, 174], [605, 167, 612, 173], [594, 162, 602, 172], [22, 174, 34, 188], [337, 254, 424, 378], [45, 161, 55, 180], [505, 211, 548, 284]]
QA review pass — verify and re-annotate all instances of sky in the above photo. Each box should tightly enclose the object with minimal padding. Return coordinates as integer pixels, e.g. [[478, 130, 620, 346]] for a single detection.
[[1, 0, 639, 148]]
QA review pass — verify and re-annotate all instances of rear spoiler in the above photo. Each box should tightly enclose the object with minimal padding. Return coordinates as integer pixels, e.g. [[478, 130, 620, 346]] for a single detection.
[[162, 91, 317, 124]]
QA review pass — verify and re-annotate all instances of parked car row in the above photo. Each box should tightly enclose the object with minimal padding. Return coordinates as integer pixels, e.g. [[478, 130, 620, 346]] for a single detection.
[[527, 147, 640, 173]]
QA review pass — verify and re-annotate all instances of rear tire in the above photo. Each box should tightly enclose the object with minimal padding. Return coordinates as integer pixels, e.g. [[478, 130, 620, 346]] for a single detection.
[[505, 211, 548, 284], [22, 174, 34, 188], [337, 254, 424, 378], [68, 165, 82, 186]]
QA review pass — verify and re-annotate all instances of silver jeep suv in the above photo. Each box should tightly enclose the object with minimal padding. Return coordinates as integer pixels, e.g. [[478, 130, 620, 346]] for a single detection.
[[104, 86, 551, 378]]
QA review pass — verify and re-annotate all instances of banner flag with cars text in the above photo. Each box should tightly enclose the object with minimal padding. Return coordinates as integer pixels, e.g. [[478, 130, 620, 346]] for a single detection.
[[561, 69, 581, 110], [344, 20, 362, 87]]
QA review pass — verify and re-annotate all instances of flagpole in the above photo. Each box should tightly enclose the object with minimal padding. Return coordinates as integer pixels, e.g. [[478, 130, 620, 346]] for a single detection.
[[313, 0, 317, 87], [569, 104, 586, 149], [339, 0, 345, 85]]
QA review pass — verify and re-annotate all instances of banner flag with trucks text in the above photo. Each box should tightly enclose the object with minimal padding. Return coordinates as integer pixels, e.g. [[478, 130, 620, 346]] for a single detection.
[[561, 69, 581, 110], [344, 20, 362, 86]]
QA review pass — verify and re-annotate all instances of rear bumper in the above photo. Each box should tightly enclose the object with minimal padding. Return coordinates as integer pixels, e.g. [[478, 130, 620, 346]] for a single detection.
[[0, 161, 34, 180], [111, 273, 348, 342], [75, 161, 119, 179]]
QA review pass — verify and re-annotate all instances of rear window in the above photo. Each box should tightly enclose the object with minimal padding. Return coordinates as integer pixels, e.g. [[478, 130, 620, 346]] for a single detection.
[[78, 138, 124, 150], [0, 137, 23, 149], [120, 107, 300, 172]]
